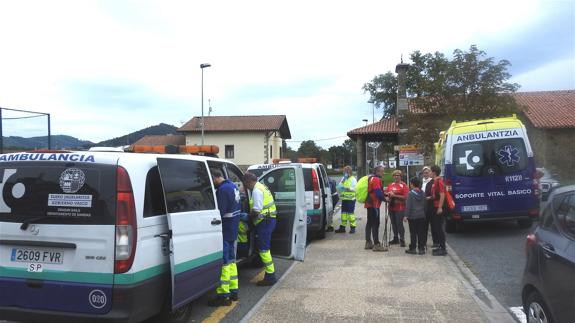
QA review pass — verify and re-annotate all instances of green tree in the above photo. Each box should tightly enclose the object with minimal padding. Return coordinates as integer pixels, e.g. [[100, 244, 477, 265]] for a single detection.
[[297, 140, 322, 159], [361, 72, 397, 117], [284, 146, 297, 161], [362, 45, 520, 156], [363, 45, 519, 119]]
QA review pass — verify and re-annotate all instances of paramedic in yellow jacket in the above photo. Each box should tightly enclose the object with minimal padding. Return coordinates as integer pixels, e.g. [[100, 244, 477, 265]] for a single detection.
[[335, 166, 357, 234], [242, 172, 277, 286]]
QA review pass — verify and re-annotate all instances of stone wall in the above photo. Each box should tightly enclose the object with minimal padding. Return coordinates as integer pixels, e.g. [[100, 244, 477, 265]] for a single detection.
[[525, 122, 575, 182]]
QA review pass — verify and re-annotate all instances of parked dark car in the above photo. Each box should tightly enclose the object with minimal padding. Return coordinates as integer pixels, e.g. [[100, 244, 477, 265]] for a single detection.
[[522, 185, 575, 323]]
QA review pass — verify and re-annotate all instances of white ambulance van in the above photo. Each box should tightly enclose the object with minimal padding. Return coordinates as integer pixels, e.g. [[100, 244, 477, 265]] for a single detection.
[[0, 146, 306, 323], [248, 161, 334, 240]]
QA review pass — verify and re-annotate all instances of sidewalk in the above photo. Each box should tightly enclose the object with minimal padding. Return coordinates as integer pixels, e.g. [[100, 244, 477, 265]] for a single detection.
[[243, 204, 516, 323]]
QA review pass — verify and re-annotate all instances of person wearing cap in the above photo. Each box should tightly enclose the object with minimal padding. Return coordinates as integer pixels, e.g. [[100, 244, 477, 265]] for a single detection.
[[243, 172, 278, 286], [208, 170, 241, 307], [386, 170, 409, 247]]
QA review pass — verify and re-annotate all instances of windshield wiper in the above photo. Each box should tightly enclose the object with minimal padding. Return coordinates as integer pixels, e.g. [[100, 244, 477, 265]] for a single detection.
[[20, 215, 77, 231]]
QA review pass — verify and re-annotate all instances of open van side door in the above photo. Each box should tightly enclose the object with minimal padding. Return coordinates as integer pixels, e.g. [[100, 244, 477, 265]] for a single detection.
[[156, 158, 223, 310], [258, 165, 307, 261]]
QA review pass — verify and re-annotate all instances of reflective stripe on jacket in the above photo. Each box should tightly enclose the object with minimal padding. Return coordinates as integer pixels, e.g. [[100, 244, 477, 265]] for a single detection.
[[249, 182, 277, 225], [340, 176, 356, 200]]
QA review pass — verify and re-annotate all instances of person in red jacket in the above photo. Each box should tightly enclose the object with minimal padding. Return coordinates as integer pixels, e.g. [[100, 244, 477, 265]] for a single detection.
[[386, 170, 409, 247], [364, 166, 386, 251], [429, 165, 447, 256]]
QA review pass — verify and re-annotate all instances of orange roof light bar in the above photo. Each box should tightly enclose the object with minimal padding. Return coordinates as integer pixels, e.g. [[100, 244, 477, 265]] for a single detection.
[[129, 145, 219, 155]]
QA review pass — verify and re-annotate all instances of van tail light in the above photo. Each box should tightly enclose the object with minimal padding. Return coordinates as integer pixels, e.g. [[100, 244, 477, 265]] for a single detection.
[[451, 213, 461, 220], [528, 208, 540, 217], [311, 169, 320, 209], [445, 179, 452, 192], [532, 171, 540, 197], [526, 233, 537, 256], [115, 166, 137, 274]]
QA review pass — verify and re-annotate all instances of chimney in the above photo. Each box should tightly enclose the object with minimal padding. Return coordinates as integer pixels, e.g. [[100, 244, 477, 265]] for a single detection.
[[395, 61, 410, 137]]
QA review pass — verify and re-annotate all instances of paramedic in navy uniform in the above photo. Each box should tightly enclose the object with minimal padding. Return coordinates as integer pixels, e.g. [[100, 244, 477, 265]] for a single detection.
[[208, 170, 241, 306]]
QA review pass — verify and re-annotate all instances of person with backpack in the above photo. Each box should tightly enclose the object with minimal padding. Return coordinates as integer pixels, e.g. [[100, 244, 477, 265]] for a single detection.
[[430, 165, 448, 256], [364, 165, 387, 251], [335, 166, 357, 234], [386, 170, 409, 247], [404, 177, 426, 255]]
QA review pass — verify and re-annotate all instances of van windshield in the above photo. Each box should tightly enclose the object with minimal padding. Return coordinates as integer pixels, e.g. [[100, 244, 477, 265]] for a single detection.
[[0, 163, 116, 225], [452, 138, 529, 177]]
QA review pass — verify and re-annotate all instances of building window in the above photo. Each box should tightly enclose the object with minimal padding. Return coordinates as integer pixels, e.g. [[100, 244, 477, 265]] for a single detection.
[[225, 145, 234, 159], [270, 145, 273, 158]]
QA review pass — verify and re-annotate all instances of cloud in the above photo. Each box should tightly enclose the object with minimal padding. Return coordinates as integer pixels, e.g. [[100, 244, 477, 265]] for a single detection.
[[0, 0, 571, 147]]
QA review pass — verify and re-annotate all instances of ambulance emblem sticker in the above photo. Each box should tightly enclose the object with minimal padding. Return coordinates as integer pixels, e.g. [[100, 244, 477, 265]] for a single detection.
[[59, 168, 86, 193], [497, 145, 520, 167]]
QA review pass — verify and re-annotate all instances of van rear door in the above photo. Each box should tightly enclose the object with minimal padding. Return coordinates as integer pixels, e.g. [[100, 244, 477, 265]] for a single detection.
[[156, 158, 223, 311], [0, 155, 117, 315], [258, 165, 306, 260]]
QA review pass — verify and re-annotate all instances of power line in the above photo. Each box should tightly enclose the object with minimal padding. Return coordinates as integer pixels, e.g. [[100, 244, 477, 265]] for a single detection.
[[286, 135, 348, 143]]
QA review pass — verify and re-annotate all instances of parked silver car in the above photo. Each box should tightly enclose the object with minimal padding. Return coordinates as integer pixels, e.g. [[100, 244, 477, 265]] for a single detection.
[[537, 168, 560, 203]]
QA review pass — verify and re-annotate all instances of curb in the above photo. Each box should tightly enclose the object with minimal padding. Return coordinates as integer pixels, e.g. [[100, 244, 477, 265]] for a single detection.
[[239, 258, 298, 323], [445, 243, 518, 323]]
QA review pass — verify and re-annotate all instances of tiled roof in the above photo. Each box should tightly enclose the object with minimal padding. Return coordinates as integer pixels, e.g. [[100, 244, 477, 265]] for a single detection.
[[513, 90, 575, 129], [178, 115, 291, 139], [347, 117, 398, 136], [133, 135, 185, 146]]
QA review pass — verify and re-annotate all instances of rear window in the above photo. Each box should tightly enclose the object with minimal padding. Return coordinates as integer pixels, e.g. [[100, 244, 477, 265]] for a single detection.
[[452, 138, 528, 177], [303, 168, 313, 191], [0, 162, 116, 225]]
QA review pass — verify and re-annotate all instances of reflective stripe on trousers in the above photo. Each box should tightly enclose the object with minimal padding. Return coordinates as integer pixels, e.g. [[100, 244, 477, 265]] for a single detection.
[[259, 250, 275, 274], [216, 263, 231, 296]]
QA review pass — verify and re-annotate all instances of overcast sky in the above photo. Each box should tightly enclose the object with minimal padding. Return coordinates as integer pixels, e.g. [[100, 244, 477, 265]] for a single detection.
[[0, 0, 573, 148]]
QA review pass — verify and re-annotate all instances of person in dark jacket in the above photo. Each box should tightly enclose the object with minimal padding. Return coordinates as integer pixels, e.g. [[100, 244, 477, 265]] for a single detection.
[[208, 170, 241, 306], [421, 166, 436, 249], [405, 177, 427, 255]]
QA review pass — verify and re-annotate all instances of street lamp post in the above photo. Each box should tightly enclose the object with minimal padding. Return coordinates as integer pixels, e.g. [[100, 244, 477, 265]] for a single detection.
[[200, 63, 211, 145]]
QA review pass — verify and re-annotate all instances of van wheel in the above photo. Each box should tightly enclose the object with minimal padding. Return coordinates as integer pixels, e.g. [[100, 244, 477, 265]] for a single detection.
[[518, 218, 533, 229], [445, 220, 457, 233], [148, 296, 193, 323], [315, 215, 326, 240], [524, 290, 553, 323]]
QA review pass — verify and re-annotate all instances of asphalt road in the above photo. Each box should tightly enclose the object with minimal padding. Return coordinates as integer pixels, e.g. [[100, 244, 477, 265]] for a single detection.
[[187, 257, 295, 323], [446, 220, 534, 314]]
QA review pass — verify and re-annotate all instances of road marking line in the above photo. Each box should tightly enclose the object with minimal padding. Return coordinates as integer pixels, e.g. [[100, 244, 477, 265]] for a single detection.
[[250, 270, 265, 283], [510, 306, 527, 323], [201, 302, 238, 323]]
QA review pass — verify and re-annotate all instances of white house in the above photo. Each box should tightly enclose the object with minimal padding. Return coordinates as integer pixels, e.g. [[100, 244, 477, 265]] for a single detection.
[[178, 115, 292, 168]]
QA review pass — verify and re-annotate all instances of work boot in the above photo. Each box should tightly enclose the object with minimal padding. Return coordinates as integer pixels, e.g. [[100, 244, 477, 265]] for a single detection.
[[432, 248, 447, 256], [389, 238, 399, 245], [207, 297, 232, 307], [334, 226, 346, 233], [405, 249, 417, 255], [349, 227, 356, 234], [418, 249, 426, 255], [325, 225, 334, 232], [257, 279, 276, 286], [400, 239, 406, 247], [432, 244, 439, 249], [373, 243, 388, 252], [364, 240, 374, 250]]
